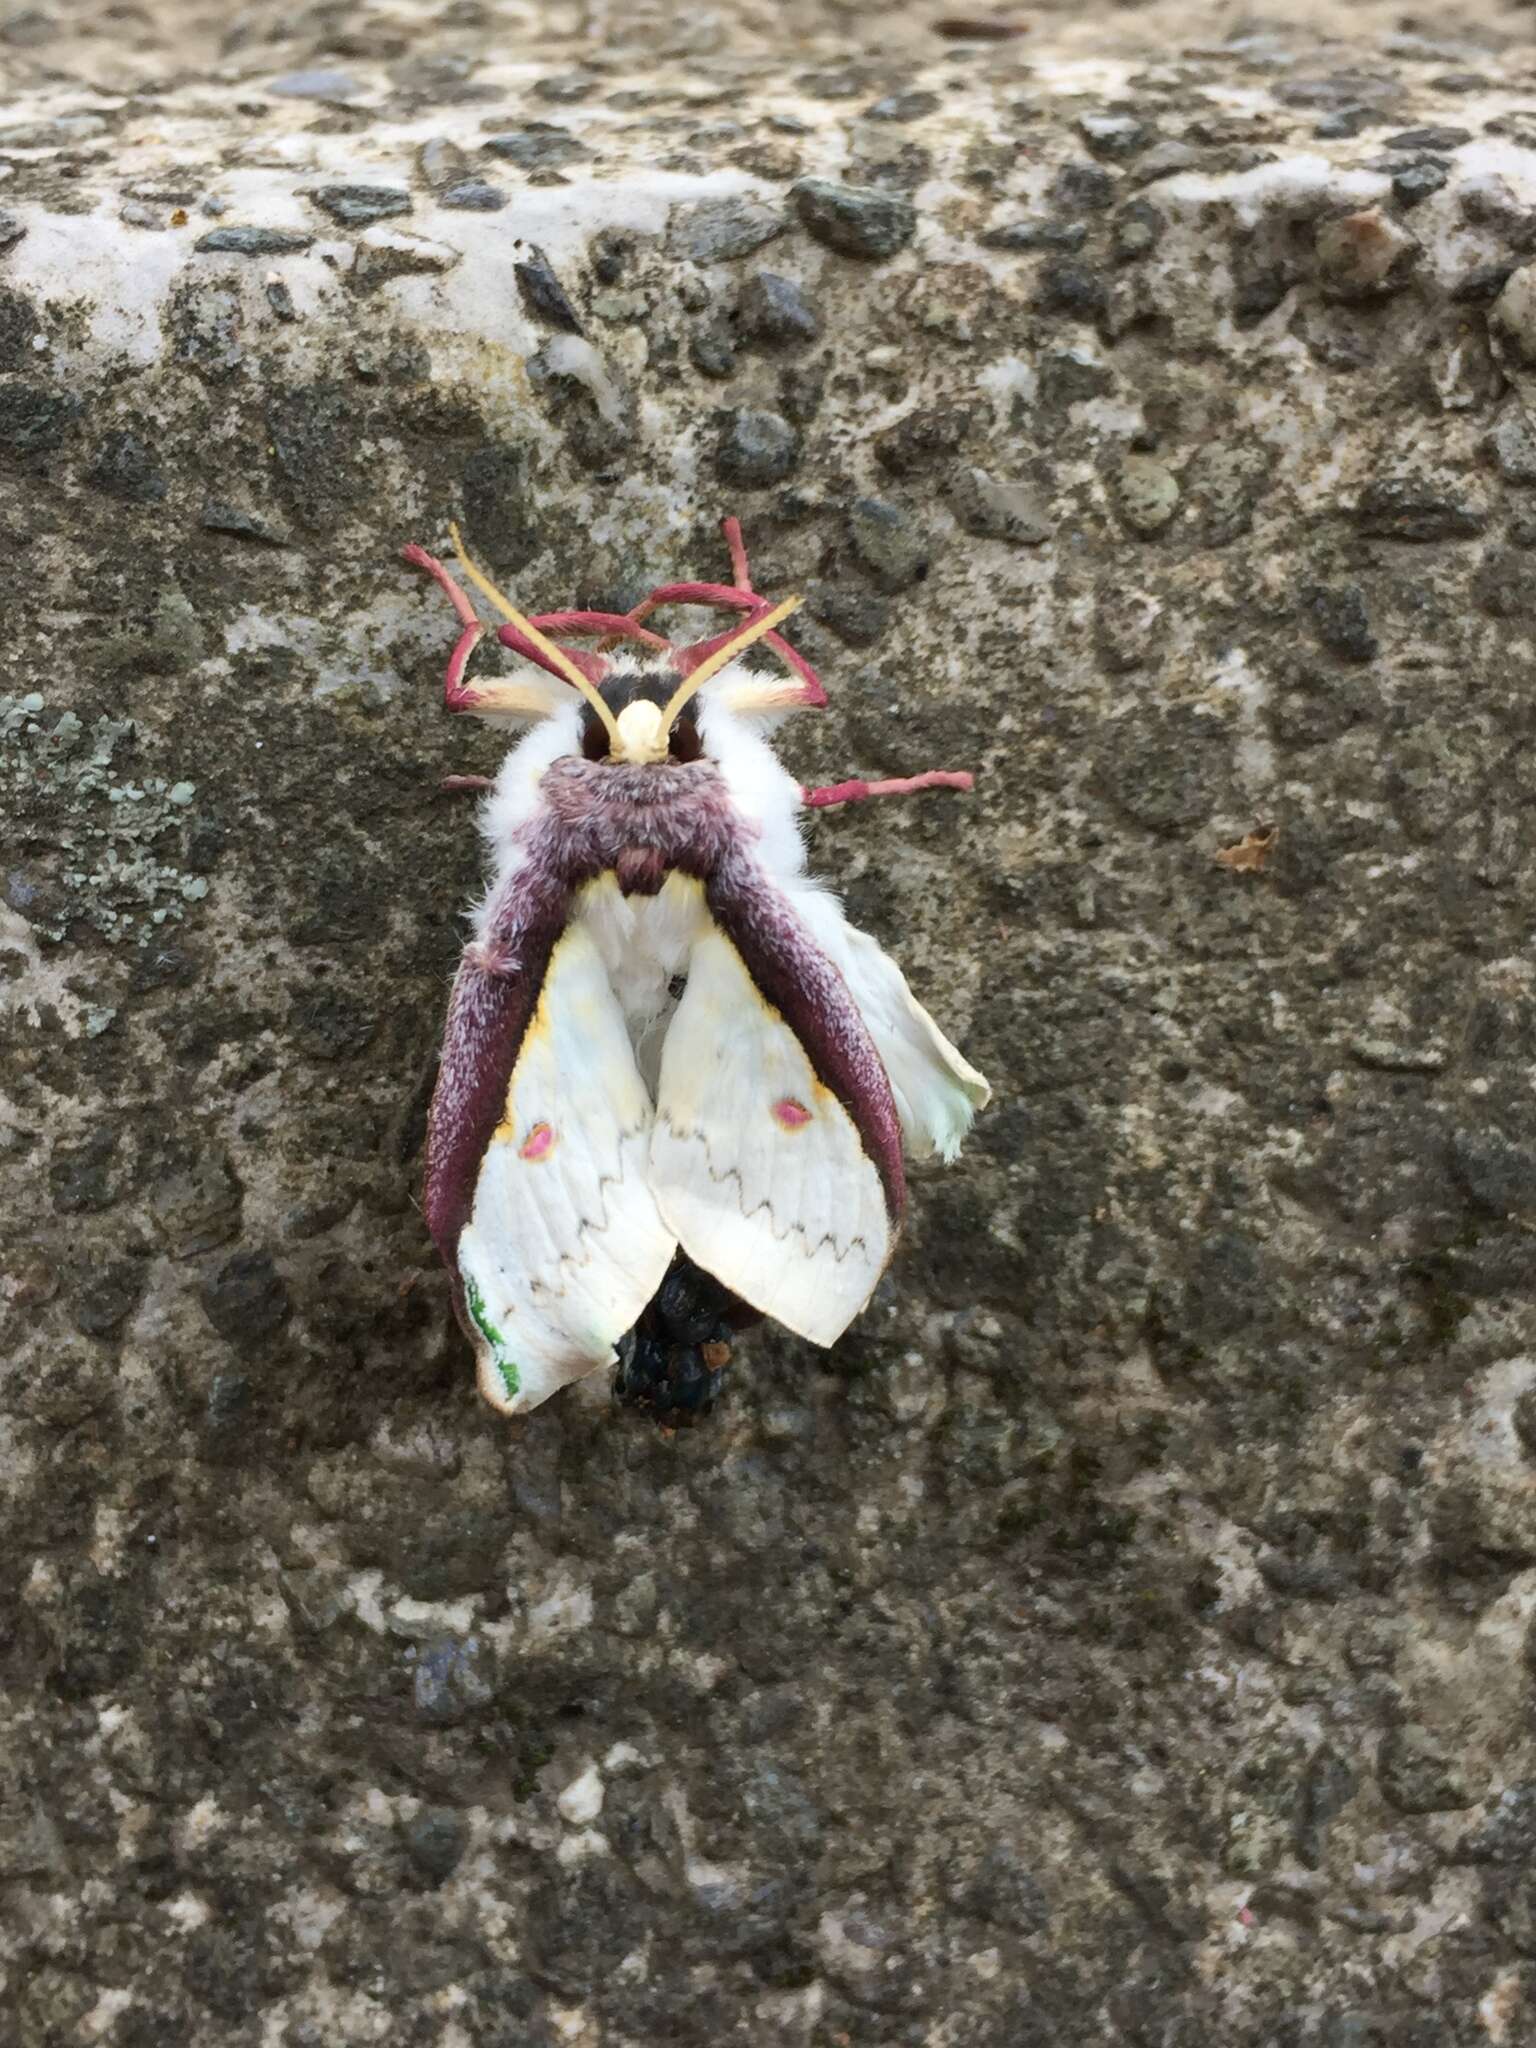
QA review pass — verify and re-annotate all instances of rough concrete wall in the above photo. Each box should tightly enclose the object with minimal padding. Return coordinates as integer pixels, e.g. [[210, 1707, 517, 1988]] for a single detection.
[[3, 7, 1536, 2044]]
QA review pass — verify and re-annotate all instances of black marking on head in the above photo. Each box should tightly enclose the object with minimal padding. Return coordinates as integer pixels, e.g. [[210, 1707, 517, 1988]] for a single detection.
[[580, 663, 703, 763]]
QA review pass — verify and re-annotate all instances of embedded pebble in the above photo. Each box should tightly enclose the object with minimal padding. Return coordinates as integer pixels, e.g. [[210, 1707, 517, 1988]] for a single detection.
[[715, 407, 798, 486], [199, 1249, 292, 1349], [1353, 476, 1485, 540], [481, 128, 590, 170], [413, 1637, 497, 1725], [440, 179, 508, 211], [948, 468, 1052, 544], [515, 246, 583, 334], [268, 69, 361, 99], [310, 185, 412, 226], [735, 270, 819, 346], [1117, 454, 1180, 534], [1489, 402, 1536, 483], [1314, 208, 1417, 299], [557, 1764, 605, 1826], [667, 196, 786, 264], [848, 497, 931, 589], [1078, 112, 1149, 158], [194, 226, 314, 256], [402, 1807, 469, 1882], [418, 137, 469, 191], [791, 177, 916, 259]]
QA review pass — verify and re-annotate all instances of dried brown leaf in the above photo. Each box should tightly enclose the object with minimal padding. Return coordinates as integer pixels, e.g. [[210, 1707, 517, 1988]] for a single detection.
[[1215, 824, 1279, 873]]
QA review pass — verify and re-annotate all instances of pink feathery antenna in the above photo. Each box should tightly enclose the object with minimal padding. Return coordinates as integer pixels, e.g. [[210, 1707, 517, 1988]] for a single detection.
[[403, 516, 975, 807]]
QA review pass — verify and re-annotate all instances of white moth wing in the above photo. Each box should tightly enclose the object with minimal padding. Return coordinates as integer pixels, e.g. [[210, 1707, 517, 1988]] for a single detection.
[[788, 882, 991, 1162], [455, 920, 676, 1416], [650, 926, 891, 1346]]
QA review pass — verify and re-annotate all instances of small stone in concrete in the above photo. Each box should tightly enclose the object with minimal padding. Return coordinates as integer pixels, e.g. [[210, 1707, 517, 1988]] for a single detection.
[[195, 225, 314, 256], [1392, 162, 1447, 207], [735, 271, 819, 347], [667, 196, 785, 264], [1490, 403, 1536, 483], [1305, 583, 1377, 662], [1378, 1725, 1473, 1813], [1117, 455, 1180, 534], [268, 69, 360, 99], [418, 137, 468, 191], [202, 499, 291, 547], [0, 384, 79, 452], [1385, 126, 1472, 150], [1314, 209, 1416, 300], [1354, 476, 1485, 540], [1051, 162, 1116, 214], [1078, 112, 1150, 159], [848, 497, 931, 590], [199, 1249, 291, 1350], [809, 584, 890, 645], [715, 408, 798, 486], [979, 219, 1088, 253], [0, 210, 25, 253], [690, 331, 736, 378], [402, 1807, 468, 1883], [515, 246, 583, 334], [413, 1637, 496, 1726], [875, 404, 971, 477], [86, 429, 166, 504], [310, 185, 412, 226], [948, 468, 1052, 544], [557, 1763, 605, 1826], [1492, 263, 1536, 362], [1113, 200, 1165, 262], [1034, 260, 1109, 319], [442, 179, 508, 211], [482, 128, 590, 171], [866, 91, 940, 122], [791, 178, 916, 259]]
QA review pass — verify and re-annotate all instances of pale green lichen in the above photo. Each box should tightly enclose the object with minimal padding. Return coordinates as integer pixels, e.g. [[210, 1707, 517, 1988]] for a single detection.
[[1, 693, 212, 947]]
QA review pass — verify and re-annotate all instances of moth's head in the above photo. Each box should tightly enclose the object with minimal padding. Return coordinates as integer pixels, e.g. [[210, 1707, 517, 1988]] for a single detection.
[[579, 663, 705, 766], [406, 518, 827, 763]]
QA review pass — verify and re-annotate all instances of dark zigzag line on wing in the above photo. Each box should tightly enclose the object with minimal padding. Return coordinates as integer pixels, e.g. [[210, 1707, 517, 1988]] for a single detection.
[[656, 1114, 875, 1266], [499, 1127, 665, 1304]]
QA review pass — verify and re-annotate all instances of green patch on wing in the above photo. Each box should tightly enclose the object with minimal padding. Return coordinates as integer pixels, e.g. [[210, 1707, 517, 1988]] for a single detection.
[[464, 1273, 520, 1401]]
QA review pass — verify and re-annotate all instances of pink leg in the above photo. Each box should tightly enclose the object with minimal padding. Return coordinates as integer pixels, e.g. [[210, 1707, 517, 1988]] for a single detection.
[[802, 771, 976, 810], [403, 541, 615, 693], [402, 544, 487, 712], [612, 519, 831, 709], [722, 515, 753, 592], [440, 774, 494, 795]]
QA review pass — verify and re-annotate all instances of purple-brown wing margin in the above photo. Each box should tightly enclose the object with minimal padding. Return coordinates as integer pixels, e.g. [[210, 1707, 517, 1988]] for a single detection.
[[700, 842, 907, 1224], [423, 862, 575, 1329]]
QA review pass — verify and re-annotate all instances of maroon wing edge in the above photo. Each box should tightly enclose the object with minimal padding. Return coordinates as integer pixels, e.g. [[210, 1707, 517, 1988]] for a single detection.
[[700, 842, 907, 1224], [422, 855, 575, 1330]]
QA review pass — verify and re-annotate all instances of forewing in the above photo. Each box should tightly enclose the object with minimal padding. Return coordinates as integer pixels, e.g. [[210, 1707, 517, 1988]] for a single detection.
[[457, 920, 677, 1412], [650, 862, 903, 1346]]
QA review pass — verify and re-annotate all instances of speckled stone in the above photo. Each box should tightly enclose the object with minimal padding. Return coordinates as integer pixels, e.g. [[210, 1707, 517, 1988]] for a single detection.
[[1116, 453, 1180, 533], [714, 407, 798, 485], [309, 184, 412, 225], [791, 177, 916, 258]]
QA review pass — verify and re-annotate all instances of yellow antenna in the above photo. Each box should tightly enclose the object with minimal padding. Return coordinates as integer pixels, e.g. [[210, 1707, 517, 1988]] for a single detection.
[[449, 523, 621, 748], [658, 596, 802, 733]]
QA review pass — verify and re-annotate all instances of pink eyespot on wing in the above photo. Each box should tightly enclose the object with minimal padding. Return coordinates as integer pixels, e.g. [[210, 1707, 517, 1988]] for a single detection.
[[771, 1097, 812, 1131], [518, 1121, 556, 1162]]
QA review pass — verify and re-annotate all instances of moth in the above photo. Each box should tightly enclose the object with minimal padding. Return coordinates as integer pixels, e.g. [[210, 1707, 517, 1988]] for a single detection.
[[403, 517, 991, 1420]]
